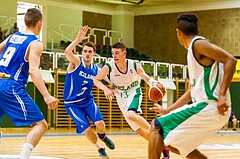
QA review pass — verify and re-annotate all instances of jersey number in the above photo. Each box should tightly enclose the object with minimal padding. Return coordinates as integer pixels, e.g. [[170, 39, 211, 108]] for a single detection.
[[0, 47, 16, 67], [120, 91, 129, 98]]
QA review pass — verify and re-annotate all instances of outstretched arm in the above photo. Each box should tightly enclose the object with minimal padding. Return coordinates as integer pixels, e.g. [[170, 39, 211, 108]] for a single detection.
[[150, 85, 191, 116], [136, 63, 157, 87], [64, 25, 90, 71]]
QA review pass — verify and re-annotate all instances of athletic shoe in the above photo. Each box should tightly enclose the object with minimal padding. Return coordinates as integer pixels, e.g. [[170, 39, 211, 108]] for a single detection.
[[233, 128, 236, 131], [98, 148, 109, 159], [162, 148, 170, 159], [102, 136, 115, 150]]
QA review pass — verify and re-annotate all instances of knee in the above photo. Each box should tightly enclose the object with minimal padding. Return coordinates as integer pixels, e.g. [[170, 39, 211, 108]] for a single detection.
[[33, 120, 48, 132], [83, 126, 92, 135], [125, 111, 136, 122], [95, 120, 105, 129]]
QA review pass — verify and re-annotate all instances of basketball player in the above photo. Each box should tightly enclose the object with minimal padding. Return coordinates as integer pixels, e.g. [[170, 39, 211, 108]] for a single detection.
[[148, 13, 237, 159], [63, 25, 115, 159], [94, 42, 170, 159], [0, 8, 59, 159]]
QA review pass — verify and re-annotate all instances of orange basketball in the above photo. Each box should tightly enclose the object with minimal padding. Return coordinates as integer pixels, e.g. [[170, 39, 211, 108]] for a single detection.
[[148, 82, 166, 102]]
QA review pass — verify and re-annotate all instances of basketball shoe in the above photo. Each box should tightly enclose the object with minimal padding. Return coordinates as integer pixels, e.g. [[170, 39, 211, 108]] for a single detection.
[[98, 148, 109, 159], [162, 147, 170, 159], [102, 136, 115, 150]]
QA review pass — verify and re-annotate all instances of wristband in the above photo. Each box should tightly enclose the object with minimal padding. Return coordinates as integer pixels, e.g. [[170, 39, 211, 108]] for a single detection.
[[147, 78, 154, 86]]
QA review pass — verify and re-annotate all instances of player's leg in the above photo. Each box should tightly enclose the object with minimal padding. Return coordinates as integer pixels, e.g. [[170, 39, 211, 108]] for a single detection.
[[83, 126, 109, 159], [135, 127, 149, 140], [186, 149, 207, 159], [20, 119, 48, 159], [120, 92, 170, 158], [85, 102, 115, 150], [1, 83, 46, 159], [148, 119, 164, 159], [125, 110, 150, 130], [232, 118, 237, 131], [66, 106, 109, 158], [86, 102, 115, 150], [124, 91, 150, 130]]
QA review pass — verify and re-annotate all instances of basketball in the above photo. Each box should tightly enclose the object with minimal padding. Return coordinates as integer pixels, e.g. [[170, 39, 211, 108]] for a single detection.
[[148, 82, 166, 102]]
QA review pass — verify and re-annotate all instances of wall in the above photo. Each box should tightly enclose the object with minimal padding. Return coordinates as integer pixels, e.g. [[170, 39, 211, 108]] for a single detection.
[[0, 1, 17, 17], [230, 82, 240, 119], [83, 11, 111, 46], [134, 13, 186, 64], [134, 8, 240, 64]]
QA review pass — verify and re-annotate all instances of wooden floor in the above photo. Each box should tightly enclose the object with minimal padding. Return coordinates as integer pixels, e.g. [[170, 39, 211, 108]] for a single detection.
[[0, 128, 240, 159]]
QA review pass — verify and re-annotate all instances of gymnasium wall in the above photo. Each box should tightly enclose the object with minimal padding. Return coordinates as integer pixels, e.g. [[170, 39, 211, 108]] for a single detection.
[[0, 1, 17, 17], [83, 11, 112, 45], [134, 8, 240, 64]]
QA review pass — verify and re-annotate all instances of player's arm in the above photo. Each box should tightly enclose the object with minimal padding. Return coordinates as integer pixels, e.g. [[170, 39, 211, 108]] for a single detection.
[[194, 40, 237, 115], [136, 63, 157, 86], [94, 65, 114, 100], [151, 84, 192, 115], [64, 25, 89, 71], [195, 40, 236, 96], [97, 67, 111, 84], [28, 41, 59, 109]]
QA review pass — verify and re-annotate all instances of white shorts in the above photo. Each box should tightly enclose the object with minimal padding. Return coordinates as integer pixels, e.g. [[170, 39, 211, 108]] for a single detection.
[[115, 88, 142, 131], [156, 101, 230, 158]]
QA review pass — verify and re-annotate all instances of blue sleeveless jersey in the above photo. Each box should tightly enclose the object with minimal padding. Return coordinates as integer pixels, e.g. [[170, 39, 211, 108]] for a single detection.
[[0, 32, 38, 85], [64, 58, 98, 106]]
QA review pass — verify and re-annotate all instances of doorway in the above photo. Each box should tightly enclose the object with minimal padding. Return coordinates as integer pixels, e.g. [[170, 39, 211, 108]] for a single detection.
[[17, 1, 42, 40]]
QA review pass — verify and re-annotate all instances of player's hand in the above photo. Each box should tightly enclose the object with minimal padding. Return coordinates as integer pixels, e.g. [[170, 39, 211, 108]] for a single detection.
[[44, 95, 59, 110], [104, 88, 115, 101], [147, 78, 158, 87], [76, 25, 90, 42], [149, 103, 169, 116], [217, 95, 229, 116]]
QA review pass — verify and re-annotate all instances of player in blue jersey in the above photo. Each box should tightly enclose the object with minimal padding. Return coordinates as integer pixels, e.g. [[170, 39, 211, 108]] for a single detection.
[[0, 8, 59, 159], [63, 25, 115, 159]]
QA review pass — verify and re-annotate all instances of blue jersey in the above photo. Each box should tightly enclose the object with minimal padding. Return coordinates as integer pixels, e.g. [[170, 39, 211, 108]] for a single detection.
[[64, 58, 98, 106], [0, 32, 38, 85]]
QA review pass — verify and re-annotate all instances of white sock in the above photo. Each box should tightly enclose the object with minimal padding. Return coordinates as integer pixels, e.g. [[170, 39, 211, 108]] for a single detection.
[[95, 142, 103, 149], [19, 142, 34, 159]]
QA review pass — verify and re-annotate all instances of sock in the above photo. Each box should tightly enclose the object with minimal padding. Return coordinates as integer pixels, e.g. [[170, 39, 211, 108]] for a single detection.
[[162, 147, 169, 157], [95, 142, 103, 149], [19, 142, 34, 159], [97, 133, 106, 140]]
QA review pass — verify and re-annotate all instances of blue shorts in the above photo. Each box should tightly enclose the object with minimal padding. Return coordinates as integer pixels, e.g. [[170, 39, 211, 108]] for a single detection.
[[0, 79, 44, 127], [65, 102, 103, 134]]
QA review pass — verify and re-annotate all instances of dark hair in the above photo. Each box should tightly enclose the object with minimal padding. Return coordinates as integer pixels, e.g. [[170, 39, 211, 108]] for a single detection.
[[82, 41, 96, 52], [112, 42, 126, 52], [177, 13, 199, 35], [24, 8, 42, 28]]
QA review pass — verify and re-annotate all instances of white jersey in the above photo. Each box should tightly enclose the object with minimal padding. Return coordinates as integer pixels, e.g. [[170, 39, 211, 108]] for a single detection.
[[187, 36, 231, 105], [106, 59, 143, 131], [106, 59, 142, 98]]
